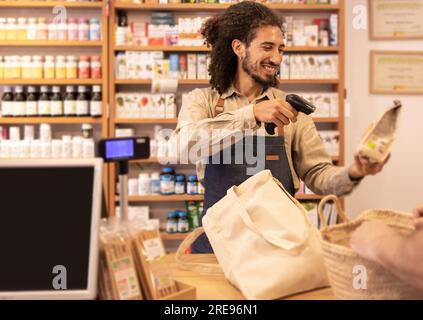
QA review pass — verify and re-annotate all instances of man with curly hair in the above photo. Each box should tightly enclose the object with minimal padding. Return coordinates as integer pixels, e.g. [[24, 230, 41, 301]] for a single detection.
[[172, 1, 389, 253]]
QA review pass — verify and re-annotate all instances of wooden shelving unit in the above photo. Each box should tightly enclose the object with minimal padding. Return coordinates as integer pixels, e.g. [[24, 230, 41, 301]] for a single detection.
[[0, 0, 110, 203]]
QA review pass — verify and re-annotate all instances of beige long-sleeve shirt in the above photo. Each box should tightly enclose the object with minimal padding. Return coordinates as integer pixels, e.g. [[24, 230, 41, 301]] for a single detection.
[[172, 85, 359, 196]]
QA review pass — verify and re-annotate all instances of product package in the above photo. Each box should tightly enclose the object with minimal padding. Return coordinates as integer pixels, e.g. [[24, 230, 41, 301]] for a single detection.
[[357, 100, 402, 163], [99, 217, 179, 300]]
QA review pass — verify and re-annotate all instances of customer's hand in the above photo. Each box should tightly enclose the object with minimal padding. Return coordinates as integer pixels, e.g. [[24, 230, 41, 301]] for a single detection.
[[413, 205, 423, 229], [253, 99, 298, 132], [350, 220, 396, 263], [348, 153, 390, 180]]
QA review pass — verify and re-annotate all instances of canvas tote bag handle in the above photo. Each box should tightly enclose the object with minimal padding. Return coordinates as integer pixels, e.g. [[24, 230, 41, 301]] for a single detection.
[[230, 179, 309, 251]]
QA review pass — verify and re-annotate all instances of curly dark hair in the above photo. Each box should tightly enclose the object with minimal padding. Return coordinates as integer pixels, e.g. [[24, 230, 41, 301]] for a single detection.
[[201, 1, 284, 95]]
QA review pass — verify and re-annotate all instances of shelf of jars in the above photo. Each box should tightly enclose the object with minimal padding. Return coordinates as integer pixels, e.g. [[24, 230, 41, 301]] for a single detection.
[[113, 2, 340, 12], [0, 1, 103, 8], [0, 0, 110, 199]]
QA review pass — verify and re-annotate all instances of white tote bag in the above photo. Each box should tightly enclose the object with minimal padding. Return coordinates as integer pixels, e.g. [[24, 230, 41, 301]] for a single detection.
[[202, 170, 329, 300]]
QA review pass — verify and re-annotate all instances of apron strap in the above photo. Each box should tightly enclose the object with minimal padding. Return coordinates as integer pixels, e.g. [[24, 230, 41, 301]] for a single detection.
[[214, 97, 225, 117]]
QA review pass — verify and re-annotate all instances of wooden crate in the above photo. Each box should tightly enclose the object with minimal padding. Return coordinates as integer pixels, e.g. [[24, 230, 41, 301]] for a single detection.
[[160, 281, 196, 300]]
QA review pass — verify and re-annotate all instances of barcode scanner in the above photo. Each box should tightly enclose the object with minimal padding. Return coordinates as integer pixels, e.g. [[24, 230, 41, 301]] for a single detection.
[[265, 94, 316, 135]]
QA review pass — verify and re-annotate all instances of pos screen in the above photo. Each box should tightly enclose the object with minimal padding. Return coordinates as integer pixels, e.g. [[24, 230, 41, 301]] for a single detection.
[[105, 139, 134, 159]]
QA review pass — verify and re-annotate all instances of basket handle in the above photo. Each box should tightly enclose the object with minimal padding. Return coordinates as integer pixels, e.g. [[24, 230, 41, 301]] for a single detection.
[[317, 195, 349, 228]]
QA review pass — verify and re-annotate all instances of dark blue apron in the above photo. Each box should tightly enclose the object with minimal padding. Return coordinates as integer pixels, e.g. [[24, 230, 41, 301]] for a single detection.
[[191, 96, 295, 253]]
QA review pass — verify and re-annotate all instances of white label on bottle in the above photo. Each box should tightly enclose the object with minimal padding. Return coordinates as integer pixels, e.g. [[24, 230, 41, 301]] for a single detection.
[[38, 100, 51, 116], [90, 100, 102, 116], [26, 101, 38, 116], [1, 101, 11, 116], [14, 101, 26, 116], [76, 100, 88, 116], [64, 100, 76, 115], [51, 101, 63, 116]]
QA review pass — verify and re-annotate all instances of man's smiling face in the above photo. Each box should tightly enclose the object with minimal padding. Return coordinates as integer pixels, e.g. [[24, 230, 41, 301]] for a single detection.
[[241, 25, 285, 88]]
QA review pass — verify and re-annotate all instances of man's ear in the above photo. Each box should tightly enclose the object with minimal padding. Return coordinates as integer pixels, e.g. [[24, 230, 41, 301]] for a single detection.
[[232, 39, 246, 60]]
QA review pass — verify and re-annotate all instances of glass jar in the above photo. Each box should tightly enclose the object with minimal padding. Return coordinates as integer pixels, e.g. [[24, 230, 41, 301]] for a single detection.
[[26, 86, 38, 117], [36, 18, 48, 41], [0, 18, 6, 40], [177, 211, 190, 233], [6, 18, 17, 41], [174, 174, 186, 195], [78, 56, 90, 79], [76, 85, 89, 116], [57, 19, 67, 41], [67, 18, 78, 41], [50, 85, 63, 117], [160, 167, 175, 195], [38, 86, 51, 117], [31, 55, 43, 79], [64, 86, 76, 117], [89, 18, 101, 41], [44, 55, 55, 79], [21, 56, 32, 79], [66, 55, 77, 79], [16, 17, 27, 40], [27, 18, 37, 40], [11, 55, 21, 79], [47, 18, 57, 41], [166, 211, 178, 234], [90, 55, 101, 79], [187, 175, 198, 195], [150, 172, 161, 195], [138, 173, 151, 195], [78, 18, 89, 41], [55, 56, 66, 79]]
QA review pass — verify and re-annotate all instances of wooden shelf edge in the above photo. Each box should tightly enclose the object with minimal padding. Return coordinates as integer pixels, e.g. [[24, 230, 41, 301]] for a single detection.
[[0, 1, 104, 8], [114, 118, 178, 124], [160, 232, 190, 240], [114, 3, 339, 11], [0, 117, 103, 124], [115, 79, 338, 85], [123, 195, 204, 202], [0, 79, 103, 85], [0, 40, 102, 47]]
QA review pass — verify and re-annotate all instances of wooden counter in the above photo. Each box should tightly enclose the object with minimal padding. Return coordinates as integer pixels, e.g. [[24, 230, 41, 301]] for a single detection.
[[165, 254, 336, 300]]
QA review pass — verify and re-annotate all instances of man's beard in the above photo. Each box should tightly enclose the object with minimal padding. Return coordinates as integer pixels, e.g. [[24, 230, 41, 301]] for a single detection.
[[241, 51, 279, 90]]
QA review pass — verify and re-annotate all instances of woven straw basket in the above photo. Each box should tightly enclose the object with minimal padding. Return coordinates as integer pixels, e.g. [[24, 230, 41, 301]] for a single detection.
[[175, 227, 224, 275], [318, 195, 423, 300]]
